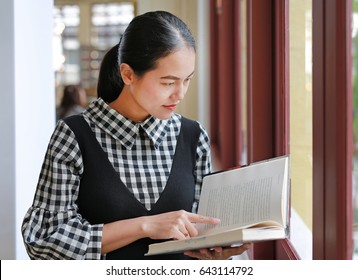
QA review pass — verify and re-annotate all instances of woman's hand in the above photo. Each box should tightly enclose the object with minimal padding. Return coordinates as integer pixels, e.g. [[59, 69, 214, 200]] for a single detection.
[[141, 210, 220, 240], [184, 243, 252, 260], [102, 210, 219, 254]]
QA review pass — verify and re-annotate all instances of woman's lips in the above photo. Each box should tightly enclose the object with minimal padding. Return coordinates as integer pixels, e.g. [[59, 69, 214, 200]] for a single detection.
[[163, 104, 177, 111]]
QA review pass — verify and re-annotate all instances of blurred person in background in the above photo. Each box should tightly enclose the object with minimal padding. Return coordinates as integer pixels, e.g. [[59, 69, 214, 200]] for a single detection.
[[57, 84, 87, 120]]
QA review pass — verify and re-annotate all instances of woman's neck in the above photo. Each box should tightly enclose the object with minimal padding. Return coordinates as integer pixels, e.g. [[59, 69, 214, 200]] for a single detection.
[[109, 89, 149, 122]]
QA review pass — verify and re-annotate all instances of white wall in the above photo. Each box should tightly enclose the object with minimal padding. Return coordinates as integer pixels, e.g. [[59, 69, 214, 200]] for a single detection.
[[0, 0, 16, 260], [0, 0, 55, 259]]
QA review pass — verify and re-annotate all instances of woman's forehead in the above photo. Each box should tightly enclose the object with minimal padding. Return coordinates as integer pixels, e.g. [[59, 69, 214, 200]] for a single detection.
[[150, 48, 196, 77]]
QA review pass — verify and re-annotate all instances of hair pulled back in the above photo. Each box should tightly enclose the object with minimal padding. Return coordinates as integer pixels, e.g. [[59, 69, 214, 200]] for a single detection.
[[97, 44, 121, 103]]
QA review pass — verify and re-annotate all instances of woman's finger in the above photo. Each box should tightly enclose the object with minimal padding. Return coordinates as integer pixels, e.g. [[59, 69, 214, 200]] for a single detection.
[[184, 243, 252, 260], [186, 213, 221, 225]]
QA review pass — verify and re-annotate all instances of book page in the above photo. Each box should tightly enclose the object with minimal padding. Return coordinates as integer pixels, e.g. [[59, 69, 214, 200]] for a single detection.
[[197, 156, 288, 235]]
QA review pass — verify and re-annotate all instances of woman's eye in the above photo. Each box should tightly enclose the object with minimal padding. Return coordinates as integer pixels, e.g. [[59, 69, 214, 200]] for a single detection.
[[162, 82, 175, 86]]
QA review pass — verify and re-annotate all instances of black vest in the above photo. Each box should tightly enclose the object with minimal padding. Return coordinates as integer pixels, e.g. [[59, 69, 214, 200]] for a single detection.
[[64, 115, 200, 259]]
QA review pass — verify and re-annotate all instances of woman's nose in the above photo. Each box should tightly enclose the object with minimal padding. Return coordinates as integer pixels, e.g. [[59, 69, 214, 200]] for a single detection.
[[173, 84, 186, 101]]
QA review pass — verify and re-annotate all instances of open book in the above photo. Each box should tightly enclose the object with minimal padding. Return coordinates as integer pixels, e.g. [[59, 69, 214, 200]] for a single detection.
[[145, 155, 290, 256]]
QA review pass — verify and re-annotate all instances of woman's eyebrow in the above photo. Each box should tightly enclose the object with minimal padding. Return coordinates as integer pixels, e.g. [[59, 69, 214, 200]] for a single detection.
[[160, 75, 180, 80], [160, 71, 195, 80]]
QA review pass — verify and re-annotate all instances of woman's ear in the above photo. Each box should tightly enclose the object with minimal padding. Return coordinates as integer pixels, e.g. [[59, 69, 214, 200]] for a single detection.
[[120, 63, 135, 85]]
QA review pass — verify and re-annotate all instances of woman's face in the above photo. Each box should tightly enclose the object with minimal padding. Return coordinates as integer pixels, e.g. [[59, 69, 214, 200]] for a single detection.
[[124, 47, 196, 121]]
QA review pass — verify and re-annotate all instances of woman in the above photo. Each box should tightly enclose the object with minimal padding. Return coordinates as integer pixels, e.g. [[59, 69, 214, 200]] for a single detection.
[[22, 11, 250, 260]]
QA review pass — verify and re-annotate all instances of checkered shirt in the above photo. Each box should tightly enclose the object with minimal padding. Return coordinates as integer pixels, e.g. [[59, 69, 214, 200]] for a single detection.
[[21, 98, 211, 259]]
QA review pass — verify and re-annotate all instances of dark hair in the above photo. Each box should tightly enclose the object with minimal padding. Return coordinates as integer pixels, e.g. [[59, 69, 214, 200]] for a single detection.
[[58, 85, 86, 119], [97, 44, 121, 103], [60, 85, 83, 108], [98, 10, 196, 103]]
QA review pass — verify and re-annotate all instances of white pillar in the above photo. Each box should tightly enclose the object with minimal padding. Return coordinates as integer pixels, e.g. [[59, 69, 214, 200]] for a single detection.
[[0, 0, 55, 259], [197, 0, 210, 131]]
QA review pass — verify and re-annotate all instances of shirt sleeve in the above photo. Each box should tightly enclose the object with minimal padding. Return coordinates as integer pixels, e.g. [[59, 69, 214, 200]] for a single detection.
[[192, 122, 212, 213], [21, 120, 103, 259]]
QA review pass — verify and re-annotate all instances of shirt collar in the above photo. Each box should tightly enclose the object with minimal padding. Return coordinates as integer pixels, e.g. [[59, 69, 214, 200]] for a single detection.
[[84, 98, 172, 150]]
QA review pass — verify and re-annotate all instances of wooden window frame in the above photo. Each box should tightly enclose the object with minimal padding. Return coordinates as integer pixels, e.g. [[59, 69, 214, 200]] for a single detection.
[[312, 0, 353, 260], [210, 0, 242, 169], [210, 0, 298, 259], [210, 0, 354, 260], [246, 0, 299, 260]]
